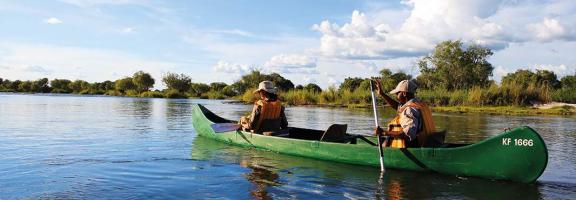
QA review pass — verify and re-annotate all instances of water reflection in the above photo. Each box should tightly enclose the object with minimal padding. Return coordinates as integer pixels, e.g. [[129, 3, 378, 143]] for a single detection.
[[166, 99, 193, 130], [240, 160, 281, 200]]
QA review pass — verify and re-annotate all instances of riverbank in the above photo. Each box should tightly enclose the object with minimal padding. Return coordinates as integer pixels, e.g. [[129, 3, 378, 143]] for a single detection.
[[433, 105, 575, 116], [226, 99, 576, 116], [2, 92, 574, 116]]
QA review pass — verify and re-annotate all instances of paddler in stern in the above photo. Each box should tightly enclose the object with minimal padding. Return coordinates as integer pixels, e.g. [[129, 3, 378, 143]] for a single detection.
[[373, 79, 437, 148]]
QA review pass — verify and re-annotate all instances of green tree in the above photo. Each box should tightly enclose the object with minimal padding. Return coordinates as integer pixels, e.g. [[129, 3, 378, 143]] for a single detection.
[[339, 77, 364, 91], [32, 78, 50, 93], [295, 85, 304, 90], [304, 83, 322, 93], [132, 71, 155, 93], [190, 83, 210, 96], [18, 81, 32, 92], [162, 72, 191, 92], [102, 80, 115, 91], [535, 70, 560, 89], [561, 74, 576, 89], [210, 82, 228, 91], [357, 79, 372, 92], [230, 71, 294, 94], [114, 77, 136, 93], [379, 69, 412, 91], [268, 73, 294, 91], [502, 69, 560, 88], [221, 85, 237, 97], [68, 80, 89, 93], [50, 79, 72, 93], [9, 80, 21, 92], [417, 40, 494, 90]]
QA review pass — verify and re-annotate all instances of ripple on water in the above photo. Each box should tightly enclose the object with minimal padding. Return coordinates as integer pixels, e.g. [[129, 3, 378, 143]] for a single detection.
[[1, 94, 575, 199]]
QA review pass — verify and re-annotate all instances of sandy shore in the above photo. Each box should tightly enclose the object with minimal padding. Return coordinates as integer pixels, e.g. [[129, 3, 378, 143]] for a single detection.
[[533, 102, 576, 109]]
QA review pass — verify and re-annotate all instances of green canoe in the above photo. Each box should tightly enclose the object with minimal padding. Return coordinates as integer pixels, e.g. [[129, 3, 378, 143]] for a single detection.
[[192, 104, 548, 183]]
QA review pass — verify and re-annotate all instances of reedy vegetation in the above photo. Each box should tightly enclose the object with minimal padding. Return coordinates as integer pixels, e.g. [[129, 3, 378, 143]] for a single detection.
[[1, 40, 575, 108]]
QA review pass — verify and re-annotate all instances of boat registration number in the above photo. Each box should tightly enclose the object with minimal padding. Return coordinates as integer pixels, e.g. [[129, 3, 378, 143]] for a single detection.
[[502, 138, 533, 146]]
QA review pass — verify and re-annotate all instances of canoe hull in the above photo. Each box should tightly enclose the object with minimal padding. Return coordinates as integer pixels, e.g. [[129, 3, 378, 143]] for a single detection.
[[192, 104, 548, 183]]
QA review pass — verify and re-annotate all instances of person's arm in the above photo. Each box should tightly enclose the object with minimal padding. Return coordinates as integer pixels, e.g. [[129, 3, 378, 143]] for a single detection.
[[280, 106, 288, 129], [374, 79, 399, 109], [248, 105, 261, 130]]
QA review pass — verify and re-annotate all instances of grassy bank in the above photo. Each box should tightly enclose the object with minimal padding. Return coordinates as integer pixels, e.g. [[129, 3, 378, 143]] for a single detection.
[[246, 84, 576, 115], [433, 106, 575, 115]]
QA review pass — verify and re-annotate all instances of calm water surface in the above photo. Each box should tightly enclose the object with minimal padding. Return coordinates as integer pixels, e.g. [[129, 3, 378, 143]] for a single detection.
[[0, 93, 575, 199]]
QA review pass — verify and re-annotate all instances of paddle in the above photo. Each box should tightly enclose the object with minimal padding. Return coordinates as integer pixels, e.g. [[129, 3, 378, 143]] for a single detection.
[[370, 79, 386, 173], [211, 123, 241, 133]]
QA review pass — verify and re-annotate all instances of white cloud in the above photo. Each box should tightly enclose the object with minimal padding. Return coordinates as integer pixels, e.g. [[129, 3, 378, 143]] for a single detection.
[[533, 64, 572, 77], [263, 54, 318, 74], [493, 65, 510, 82], [213, 60, 259, 74], [528, 18, 573, 42], [354, 61, 378, 73], [264, 54, 316, 69], [327, 77, 341, 87], [213, 54, 319, 77], [43, 17, 62, 24], [302, 75, 316, 84], [312, 0, 576, 60]]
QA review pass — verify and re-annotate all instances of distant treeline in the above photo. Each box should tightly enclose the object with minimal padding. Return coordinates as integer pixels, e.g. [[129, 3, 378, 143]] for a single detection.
[[1, 40, 575, 106]]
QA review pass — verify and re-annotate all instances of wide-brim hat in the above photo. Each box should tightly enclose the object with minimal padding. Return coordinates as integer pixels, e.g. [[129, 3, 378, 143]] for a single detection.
[[389, 80, 417, 94], [253, 81, 277, 94]]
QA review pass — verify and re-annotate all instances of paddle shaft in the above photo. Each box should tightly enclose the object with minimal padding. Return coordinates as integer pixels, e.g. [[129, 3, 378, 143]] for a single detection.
[[370, 80, 385, 172]]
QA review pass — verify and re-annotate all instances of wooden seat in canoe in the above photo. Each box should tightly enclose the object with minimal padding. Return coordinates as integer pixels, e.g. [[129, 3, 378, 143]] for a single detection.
[[319, 124, 348, 143]]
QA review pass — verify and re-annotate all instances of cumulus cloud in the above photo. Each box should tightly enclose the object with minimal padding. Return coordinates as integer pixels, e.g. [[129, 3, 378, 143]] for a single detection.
[[312, 0, 576, 60], [263, 54, 319, 74], [43, 17, 62, 24], [213, 60, 260, 74], [214, 54, 319, 76], [528, 18, 573, 42], [354, 61, 378, 73], [533, 64, 572, 77]]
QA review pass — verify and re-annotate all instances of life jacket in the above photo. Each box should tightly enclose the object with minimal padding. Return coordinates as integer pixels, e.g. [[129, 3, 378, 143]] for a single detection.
[[386, 100, 436, 148], [254, 99, 282, 132]]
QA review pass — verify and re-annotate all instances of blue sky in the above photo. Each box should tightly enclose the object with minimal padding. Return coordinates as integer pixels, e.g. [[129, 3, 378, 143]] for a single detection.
[[1, 0, 575, 88]]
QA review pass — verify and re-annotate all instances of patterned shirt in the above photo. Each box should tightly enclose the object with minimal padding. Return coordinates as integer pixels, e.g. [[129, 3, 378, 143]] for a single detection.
[[397, 98, 423, 141]]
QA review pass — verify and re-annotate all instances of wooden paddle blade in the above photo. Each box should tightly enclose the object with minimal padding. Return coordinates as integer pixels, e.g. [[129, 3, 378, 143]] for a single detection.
[[211, 123, 241, 133]]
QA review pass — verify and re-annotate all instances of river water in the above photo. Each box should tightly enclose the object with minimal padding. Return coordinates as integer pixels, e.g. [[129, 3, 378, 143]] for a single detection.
[[0, 93, 574, 199]]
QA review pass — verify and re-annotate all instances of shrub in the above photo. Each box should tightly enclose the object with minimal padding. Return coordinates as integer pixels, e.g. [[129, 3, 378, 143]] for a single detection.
[[164, 89, 187, 99], [140, 91, 164, 98]]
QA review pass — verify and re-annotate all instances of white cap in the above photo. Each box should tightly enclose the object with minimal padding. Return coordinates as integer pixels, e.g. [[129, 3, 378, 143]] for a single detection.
[[389, 80, 417, 94], [253, 81, 277, 94]]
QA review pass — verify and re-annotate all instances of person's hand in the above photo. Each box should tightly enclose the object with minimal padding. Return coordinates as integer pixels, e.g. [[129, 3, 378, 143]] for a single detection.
[[374, 79, 384, 96], [385, 130, 405, 137], [374, 126, 384, 136]]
